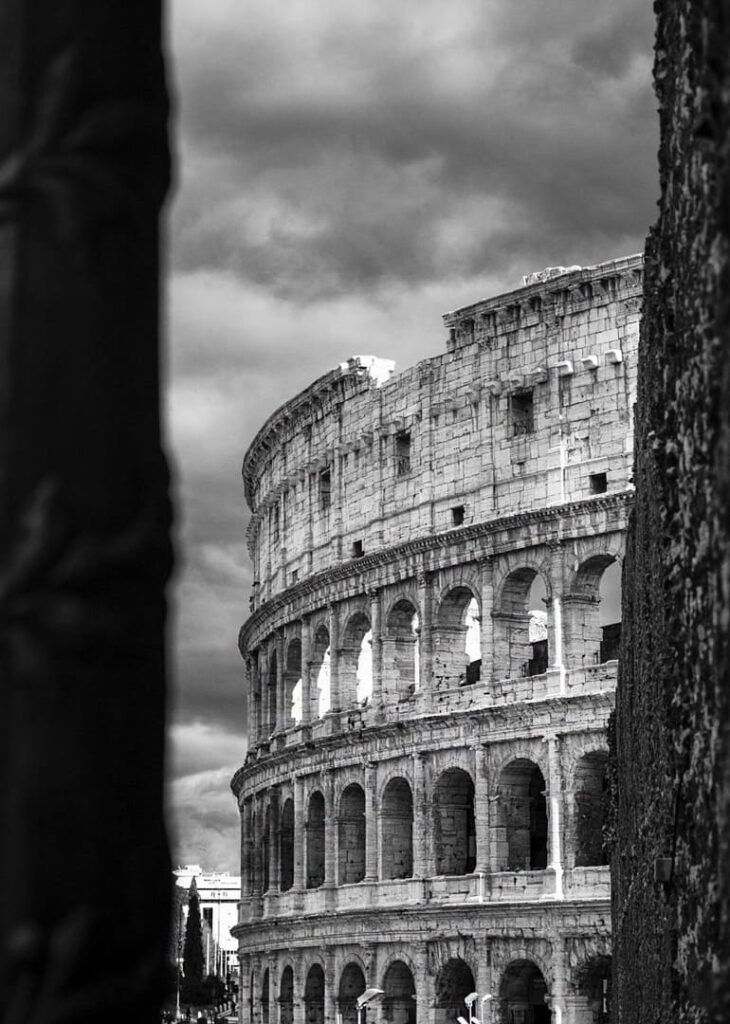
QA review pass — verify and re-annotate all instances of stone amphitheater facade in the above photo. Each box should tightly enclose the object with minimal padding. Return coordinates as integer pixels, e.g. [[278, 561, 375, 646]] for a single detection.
[[232, 254, 643, 1024]]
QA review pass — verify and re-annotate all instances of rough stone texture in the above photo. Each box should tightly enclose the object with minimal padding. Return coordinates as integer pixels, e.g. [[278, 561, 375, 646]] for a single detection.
[[611, 2, 730, 1022], [235, 257, 643, 1024]]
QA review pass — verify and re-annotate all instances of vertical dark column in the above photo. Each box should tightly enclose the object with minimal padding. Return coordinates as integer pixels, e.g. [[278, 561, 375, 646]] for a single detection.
[[611, 0, 730, 1020], [0, 4, 172, 1021]]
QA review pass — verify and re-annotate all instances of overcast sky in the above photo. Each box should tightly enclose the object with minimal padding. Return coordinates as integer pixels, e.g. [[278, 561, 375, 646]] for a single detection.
[[164, 0, 659, 873]]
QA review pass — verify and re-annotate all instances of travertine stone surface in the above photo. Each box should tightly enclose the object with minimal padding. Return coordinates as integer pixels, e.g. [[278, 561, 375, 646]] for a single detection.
[[234, 256, 641, 1024]]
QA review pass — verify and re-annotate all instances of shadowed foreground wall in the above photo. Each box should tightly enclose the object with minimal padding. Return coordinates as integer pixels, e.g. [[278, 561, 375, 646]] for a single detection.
[[611, 0, 730, 1021], [0, 4, 172, 1022]]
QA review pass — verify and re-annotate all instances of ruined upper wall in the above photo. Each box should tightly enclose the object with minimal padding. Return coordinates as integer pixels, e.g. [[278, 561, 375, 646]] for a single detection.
[[243, 255, 642, 606]]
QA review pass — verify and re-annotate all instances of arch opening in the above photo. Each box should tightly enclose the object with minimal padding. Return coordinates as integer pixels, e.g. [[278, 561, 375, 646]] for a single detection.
[[567, 555, 621, 667], [338, 783, 366, 884], [434, 586, 481, 688], [306, 791, 326, 889], [496, 568, 549, 679], [262, 804, 271, 892], [382, 960, 416, 1024], [280, 966, 294, 1024], [280, 797, 294, 891], [381, 777, 414, 879], [497, 760, 548, 871], [383, 599, 420, 702], [575, 955, 611, 1024], [313, 625, 331, 718], [286, 639, 303, 726], [433, 767, 476, 876], [341, 612, 372, 708], [304, 965, 325, 1024], [338, 963, 366, 1024], [268, 651, 278, 734], [434, 958, 475, 1024], [498, 960, 551, 1024], [574, 751, 609, 867]]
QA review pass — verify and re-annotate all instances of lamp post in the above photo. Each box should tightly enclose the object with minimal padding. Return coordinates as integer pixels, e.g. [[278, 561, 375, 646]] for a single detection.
[[459, 991, 492, 1024], [357, 987, 385, 1024]]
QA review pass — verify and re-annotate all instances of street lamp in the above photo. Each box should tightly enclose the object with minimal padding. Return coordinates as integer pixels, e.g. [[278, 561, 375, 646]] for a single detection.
[[357, 987, 385, 1024], [459, 992, 492, 1024]]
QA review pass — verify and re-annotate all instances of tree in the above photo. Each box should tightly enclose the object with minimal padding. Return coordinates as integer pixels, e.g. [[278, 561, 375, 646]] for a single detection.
[[181, 879, 206, 1006]]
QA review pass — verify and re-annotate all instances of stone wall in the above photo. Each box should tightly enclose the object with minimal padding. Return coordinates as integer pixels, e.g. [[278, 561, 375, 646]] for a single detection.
[[611, 0, 730, 1021], [243, 258, 640, 607]]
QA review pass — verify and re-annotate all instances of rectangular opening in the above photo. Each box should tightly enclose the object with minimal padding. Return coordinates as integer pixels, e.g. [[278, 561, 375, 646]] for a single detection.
[[352, 539, 364, 559], [590, 471, 608, 494], [272, 502, 280, 543], [319, 468, 331, 509], [451, 505, 465, 526], [202, 907, 213, 928], [511, 390, 534, 436], [527, 638, 549, 676], [291, 569, 298, 585], [395, 430, 411, 476], [600, 622, 621, 662]]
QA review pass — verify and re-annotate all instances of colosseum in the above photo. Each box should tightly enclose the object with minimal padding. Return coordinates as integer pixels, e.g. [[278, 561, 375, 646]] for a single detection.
[[231, 254, 643, 1024]]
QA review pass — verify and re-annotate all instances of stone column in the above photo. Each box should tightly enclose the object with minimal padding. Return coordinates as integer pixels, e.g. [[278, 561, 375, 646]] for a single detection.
[[472, 744, 490, 877], [473, 935, 494, 1011], [293, 774, 306, 896], [478, 557, 495, 681], [416, 571, 433, 710], [547, 938, 567, 1024], [328, 604, 341, 715], [324, 770, 337, 889], [276, 631, 286, 733], [246, 654, 256, 746], [270, 957, 281, 1024], [324, 946, 337, 1024], [547, 541, 567, 695], [300, 616, 312, 727], [412, 752, 430, 879], [545, 734, 564, 898], [412, 942, 429, 1024], [369, 589, 383, 711], [293, 951, 306, 1024], [365, 761, 379, 881]]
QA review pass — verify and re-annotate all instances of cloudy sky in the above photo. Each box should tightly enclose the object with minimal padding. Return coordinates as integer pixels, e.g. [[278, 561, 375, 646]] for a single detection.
[[164, 0, 659, 873]]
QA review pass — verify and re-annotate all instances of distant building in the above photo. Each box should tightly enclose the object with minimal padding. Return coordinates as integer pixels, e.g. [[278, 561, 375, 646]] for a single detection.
[[174, 865, 241, 976], [233, 256, 642, 1024]]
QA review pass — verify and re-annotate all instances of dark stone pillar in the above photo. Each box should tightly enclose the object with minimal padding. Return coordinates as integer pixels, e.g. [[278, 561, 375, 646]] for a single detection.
[[611, 0, 730, 1020], [0, 3, 172, 1022]]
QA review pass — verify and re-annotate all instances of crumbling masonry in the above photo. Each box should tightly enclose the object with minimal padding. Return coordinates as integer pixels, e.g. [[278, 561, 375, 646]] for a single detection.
[[232, 255, 642, 1024]]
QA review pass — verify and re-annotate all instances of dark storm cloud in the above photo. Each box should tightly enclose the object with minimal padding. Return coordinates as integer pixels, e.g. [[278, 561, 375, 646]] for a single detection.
[[170, 0, 657, 301], [166, 0, 659, 867]]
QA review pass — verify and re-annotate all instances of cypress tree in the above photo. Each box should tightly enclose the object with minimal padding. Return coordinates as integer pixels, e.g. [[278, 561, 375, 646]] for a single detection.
[[181, 878, 205, 1005]]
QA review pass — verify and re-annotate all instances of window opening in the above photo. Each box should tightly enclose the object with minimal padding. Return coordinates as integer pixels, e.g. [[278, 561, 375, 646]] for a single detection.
[[352, 539, 364, 559], [511, 390, 534, 436], [319, 469, 331, 509], [272, 503, 280, 543], [464, 597, 481, 683], [599, 560, 622, 662], [451, 505, 465, 526], [317, 647, 331, 717], [527, 575, 548, 676], [395, 430, 411, 476], [590, 471, 608, 494], [356, 630, 373, 704]]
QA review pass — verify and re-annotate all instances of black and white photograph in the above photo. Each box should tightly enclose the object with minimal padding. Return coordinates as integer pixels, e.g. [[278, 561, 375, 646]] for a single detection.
[[1, 2, 728, 1023]]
